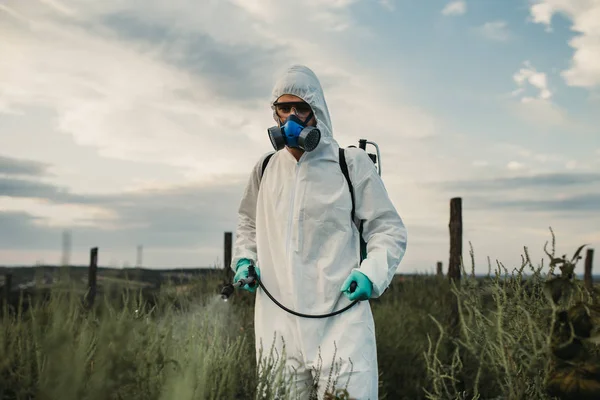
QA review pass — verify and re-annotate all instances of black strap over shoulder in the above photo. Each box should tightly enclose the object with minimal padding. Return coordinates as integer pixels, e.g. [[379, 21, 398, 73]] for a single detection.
[[340, 148, 367, 262], [338, 148, 355, 223], [261, 152, 274, 178]]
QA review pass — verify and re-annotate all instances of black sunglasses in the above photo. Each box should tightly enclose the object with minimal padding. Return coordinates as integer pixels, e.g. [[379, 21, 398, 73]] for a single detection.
[[273, 101, 312, 115]]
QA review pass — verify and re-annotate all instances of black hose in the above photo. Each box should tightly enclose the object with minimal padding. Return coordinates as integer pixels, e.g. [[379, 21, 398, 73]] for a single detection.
[[254, 276, 359, 319], [221, 263, 359, 319]]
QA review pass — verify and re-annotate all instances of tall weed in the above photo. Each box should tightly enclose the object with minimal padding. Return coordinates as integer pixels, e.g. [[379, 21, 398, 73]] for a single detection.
[[422, 230, 600, 400]]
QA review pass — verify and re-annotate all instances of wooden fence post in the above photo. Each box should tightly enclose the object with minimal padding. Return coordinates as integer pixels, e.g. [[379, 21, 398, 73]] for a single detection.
[[224, 232, 233, 282], [436, 261, 443, 276], [86, 247, 98, 309], [448, 197, 462, 283], [136, 245, 143, 268], [447, 197, 465, 393], [584, 248, 594, 293]]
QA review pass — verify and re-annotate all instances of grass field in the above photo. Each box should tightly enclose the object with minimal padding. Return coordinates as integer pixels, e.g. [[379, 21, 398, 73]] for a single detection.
[[1, 233, 599, 399]]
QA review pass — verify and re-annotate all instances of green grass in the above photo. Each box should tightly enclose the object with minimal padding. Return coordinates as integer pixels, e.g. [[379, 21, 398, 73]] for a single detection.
[[1, 231, 599, 399]]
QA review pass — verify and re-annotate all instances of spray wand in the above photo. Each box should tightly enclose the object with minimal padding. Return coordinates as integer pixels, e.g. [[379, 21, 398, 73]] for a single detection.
[[220, 260, 359, 319]]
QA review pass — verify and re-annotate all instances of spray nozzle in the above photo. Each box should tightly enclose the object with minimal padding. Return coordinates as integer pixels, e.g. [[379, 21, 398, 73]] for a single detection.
[[220, 284, 234, 300]]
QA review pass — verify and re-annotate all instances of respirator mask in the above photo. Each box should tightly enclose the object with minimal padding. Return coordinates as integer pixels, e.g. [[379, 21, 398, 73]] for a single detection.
[[267, 101, 321, 152]]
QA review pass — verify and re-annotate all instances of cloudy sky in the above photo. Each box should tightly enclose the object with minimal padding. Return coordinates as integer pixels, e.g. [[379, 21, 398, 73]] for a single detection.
[[1, 0, 599, 274]]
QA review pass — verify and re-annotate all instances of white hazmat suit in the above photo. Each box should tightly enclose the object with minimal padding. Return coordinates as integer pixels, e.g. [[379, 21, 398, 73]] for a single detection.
[[232, 65, 407, 400]]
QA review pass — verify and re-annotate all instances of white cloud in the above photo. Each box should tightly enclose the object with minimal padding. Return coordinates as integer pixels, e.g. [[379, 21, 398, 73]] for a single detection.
[[0, 19, 267, 180], [565, 160, 578, 169], [0, 197, 119, 229], [0, 0, 437, 181], [477, 20, 511, 42], [495, 143, 566, 168], [442, 0, 466, 16], [529, 0, 600, 89], [509, 62, 597, 131], [510, 97, 572, 128], [507, 161, 525, 171], [513, 61, 552, 101]]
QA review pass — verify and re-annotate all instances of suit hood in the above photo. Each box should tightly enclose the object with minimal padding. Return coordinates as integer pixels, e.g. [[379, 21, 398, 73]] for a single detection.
[[270, 65, 333, 141]]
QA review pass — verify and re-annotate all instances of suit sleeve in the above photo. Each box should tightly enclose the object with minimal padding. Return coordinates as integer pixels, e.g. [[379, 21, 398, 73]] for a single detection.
[[351, 150, 408, 298], [230, 153, 271, 273]]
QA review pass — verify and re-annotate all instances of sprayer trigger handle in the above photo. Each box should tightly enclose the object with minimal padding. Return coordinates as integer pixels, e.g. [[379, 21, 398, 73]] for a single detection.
[[349, 281, 357, 293], [247, 262, 258, 287]]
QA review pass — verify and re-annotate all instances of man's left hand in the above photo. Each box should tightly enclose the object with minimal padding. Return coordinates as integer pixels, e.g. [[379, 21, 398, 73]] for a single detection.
[[341, 270, 373, 301]]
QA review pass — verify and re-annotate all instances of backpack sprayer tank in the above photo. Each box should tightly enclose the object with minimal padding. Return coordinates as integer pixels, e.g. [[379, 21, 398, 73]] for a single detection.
[[355, 139, 381, 176]]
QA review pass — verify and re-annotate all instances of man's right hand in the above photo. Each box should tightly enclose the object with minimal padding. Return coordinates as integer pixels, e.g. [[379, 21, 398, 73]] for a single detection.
[[234, 258, 261, 292]]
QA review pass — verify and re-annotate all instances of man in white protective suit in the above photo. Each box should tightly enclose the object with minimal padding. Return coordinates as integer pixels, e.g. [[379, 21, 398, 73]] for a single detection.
[[231, 64, 407, 400]]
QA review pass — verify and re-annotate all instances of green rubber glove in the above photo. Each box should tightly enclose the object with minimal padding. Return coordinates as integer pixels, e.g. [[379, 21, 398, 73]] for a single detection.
[[341, 270, 372, 301], [234, 258, 260, 293]]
